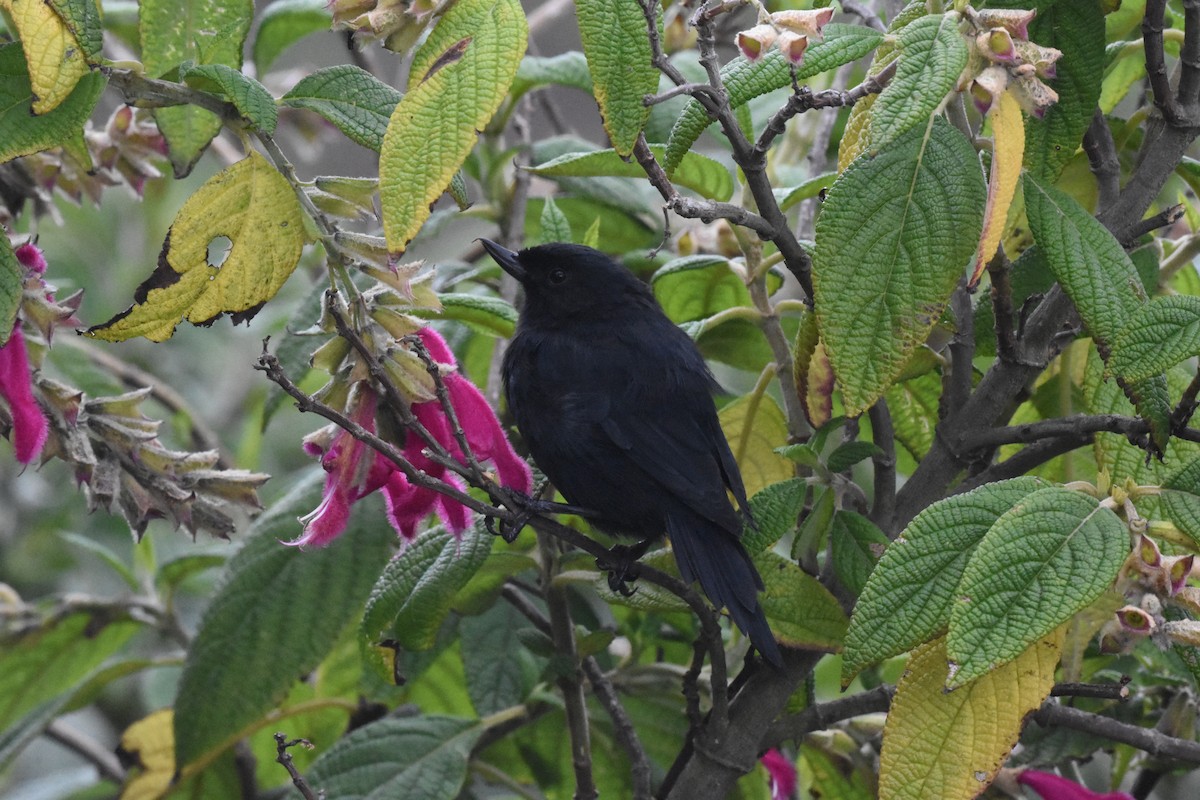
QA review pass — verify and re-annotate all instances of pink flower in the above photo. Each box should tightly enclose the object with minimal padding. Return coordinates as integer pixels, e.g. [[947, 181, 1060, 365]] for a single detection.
[[0, 241, 51, 465], [293, 327, 531, 546], [1018, 770, 1134, 800], [760, 748, 796, 800]]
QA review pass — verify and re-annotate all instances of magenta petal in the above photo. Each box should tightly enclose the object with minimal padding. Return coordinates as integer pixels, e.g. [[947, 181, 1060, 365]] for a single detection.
[[1018, 770, 1134, 800], [760, 748, 797, 800], [415, 326, 456, 364], [382, 471, 438, 541], [0, 327, 49, 464], [446, 375, 532, 492], [290, 475, 353, 547], [15, 242, 47, 275]]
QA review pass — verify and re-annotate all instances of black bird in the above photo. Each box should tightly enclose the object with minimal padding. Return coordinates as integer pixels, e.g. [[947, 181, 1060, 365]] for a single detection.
[[480, 239, 782, 667]]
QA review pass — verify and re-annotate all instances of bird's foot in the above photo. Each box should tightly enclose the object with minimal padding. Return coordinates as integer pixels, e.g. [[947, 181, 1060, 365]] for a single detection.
[[597, 540, 651, 597]]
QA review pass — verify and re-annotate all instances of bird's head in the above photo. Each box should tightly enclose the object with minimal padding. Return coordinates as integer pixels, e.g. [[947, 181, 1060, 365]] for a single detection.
[[478, 239, 655, 325]]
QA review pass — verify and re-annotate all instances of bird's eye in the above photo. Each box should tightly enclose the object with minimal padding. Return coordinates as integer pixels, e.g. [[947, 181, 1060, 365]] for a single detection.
[[548, 268, 567, 285]]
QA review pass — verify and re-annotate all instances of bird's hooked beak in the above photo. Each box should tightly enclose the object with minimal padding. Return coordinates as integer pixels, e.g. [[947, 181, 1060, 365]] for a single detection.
[[478, 239, 526, 282]]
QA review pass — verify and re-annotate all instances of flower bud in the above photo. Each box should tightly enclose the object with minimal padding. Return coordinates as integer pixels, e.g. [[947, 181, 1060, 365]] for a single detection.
[[1115, 604, 1155, 633], [736, 25, 777, 61], [777, 31, 809, 64], [771, 8, 834, 40], [1014, 40, 1062, 80], [974, 9, 1036, 41]]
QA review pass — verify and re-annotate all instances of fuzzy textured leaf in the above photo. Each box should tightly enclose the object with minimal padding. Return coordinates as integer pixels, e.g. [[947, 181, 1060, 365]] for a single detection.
[[282, 65, 402, 152], [361, 522, 493, 656], [414, 293, 517, 338], [842, 477, 1048, 683], [742, 477, 806, 553], [380, 0, 527, 253], [665, 24, 885, 173], [1160, 456, 1200, 547], [871, 12, 969, 151], [971, 90, 1024, 286], [0, 42, 105, 163], [291, 716, 481, 800], [182, 63, 277, 134], [85, 152, 306, 342], [140, 0, 252, 176], [2, 0, 89, 113], [45, 0, 103, 63], [652, 255, 781, 323], [814, 118, 985, 415], [756, 550, 848, 650], [173, 474, 395, 768], [253, 0, 331, 73], [831, 510, 888, 596], [947, 487, 1127, 688], [575, 0, 658, 157], [718, 394, 792, 498], [0, 236, 20, 346], [1109, 295, 1200, 382], [527, 145, 733, 201], [512, 51, 592, 97], [879, 635, 1060, 800]]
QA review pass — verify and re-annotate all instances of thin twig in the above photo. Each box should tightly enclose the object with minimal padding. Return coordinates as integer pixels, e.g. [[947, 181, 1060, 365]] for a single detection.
[[581, 657, 654, 799], [840, 0, 887, 32], [274, 733, 321, 800], [1122, 203, 1187, 246], [45, 720, 126, 784], [1172, 367, 1200, 430], [1032, 702, 1200, 764], [961, 414, 1147, 450], [403, 333, 487, 483], [1051, 679, 1131, 700], [762, 684, 894, 747], [1144, 0, 1184, 124]]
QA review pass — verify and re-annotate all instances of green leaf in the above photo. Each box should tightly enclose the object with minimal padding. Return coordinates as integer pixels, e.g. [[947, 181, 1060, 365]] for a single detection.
[[282, 65, 402, 152], [512, 51, 592, 98], [156, 553, 228, 592], [575, 0, 658, 157], [814, 118, 985, 415], [884, 371, 940, 461], [524, 197, 658, 253], [140, 0, 253, 176], [1023, 0, 1106, 181], [756, 551, 848, 650], [45, 0, 103, 63], [460, 602, 540, 715], [841, 477, 1049, 683], [774, 172, 837, 212], [0, 42, 105, 164], [1160, 456, 1200, 547], [947, 487, 1128, 688], [742, 477, 806, 553], [651, 255, 782, 323], [871, 12, 969, 151], [527, 144, 733, 201], [293, 716, 481, 800], [182, 63, 278, 134], [831, 511, 889, 597], [1024, 173, 1170, 450], [173, 473, 396, 768], [361, 521, 493, 656], [0, 610, 140, 730], [664, 24, 885, 173], [1109, 295, 1200, 382], [0, 235, 20, 347], [380, 0, 527, 253], [413, 293, 517, 338], [826, 441, 881, 474], [59, 532, 138, 591], [253, 0, 331, 73], [535, 196, 573, 245]]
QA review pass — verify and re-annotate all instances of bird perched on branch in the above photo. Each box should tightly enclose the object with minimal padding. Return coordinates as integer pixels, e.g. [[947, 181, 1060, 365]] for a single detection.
[[480, 239, 782, 668]]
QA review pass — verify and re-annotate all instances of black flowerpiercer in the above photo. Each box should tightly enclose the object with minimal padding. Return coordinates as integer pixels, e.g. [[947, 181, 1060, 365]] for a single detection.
[[481, 239, 782, 668]]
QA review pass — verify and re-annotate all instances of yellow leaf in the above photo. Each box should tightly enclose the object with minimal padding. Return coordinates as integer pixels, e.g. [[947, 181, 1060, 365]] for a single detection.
[[969, 90, 1025, 287], [86, 151, 306, 342], [837, 94, 875, 172], [879, 633, 1061, 800], [119, 708, 175, 800], [582, 216, 601, 249], [380, 0, 527, 254], [719, 393, 793, 498], [1, 0, 88, 114], [794, 312, 834, 429]]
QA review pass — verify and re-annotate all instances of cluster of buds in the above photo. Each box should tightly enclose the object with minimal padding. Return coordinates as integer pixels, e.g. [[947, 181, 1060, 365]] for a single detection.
[[291, 264, 530, 547], [328, 0, 447, 53], [735, 7, 834, 65], [19, 107, 168, 211], [1099, 533, 1199, 653], [960, 6, 1061, 118], [1, 238, 265, 538]]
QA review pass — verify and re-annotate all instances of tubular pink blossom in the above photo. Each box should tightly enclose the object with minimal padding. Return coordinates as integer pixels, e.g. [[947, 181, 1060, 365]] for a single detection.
[[1017, 770, 1134, 800], [0, 326, 49, 464], [760, 748, 797, 800]]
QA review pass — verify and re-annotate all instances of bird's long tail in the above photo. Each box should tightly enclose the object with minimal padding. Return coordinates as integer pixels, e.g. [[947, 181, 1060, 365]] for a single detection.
[[667, 511, 783, 668]]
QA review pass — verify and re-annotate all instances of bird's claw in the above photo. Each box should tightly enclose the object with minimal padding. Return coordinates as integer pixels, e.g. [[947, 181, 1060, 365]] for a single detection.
[[485, 509, 531, 543], [597, 541, 650, 597]]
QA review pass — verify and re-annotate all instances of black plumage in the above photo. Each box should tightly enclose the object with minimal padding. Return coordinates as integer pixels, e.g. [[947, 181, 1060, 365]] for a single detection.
[[481, 239, 782, 667]]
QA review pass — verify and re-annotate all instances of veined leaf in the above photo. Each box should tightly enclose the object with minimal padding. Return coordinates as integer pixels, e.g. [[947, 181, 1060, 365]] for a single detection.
[[879, 635, 1060, 800], [45, 0, 103, 63], [282, 65, 402, 152], [651, 255, 782, 322], [830, 510, 888, 596], [253, 0, 331, 73], [947, 487, 1127, 688], [665, 24, 885, 174], [1, 0, 89, 113], [1109, 295, 1200, 382], [718, 393, 792, 498], [775, 172, 837, 212], [575, 0, 658, 157], [512, 51, 592, 97], [534, 196, 573, 244], [0, 42, 105, 163], [173, 474, 395, 768], [742, 478, 806, 553], [795, 311, 835, 429], [0, 236, 21, 347], [380, 0, 527, 253], [841, 477, 1048, 684], [1160, 456, 1200, 547], [296, 716, 482, 800], [756, 550, 848, 650], [971, 90, 1024, 287], [182, 63, 278, 134], [871, 12, 969, 151], [85, 151, 306, 342], [814, 118, 984, 415], [527, 145, 733, 201], [413, 293, 517, 338], [140, 0, 252, 176]]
